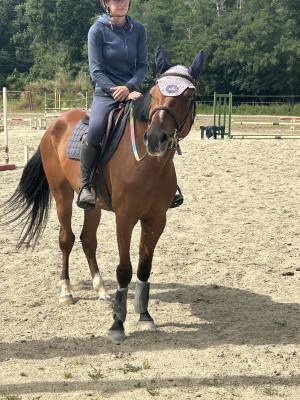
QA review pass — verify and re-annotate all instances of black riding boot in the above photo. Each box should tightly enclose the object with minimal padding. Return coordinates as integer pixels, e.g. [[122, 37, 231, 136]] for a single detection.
[[77, 139, 98, 209], [170, 186, 184, 208]]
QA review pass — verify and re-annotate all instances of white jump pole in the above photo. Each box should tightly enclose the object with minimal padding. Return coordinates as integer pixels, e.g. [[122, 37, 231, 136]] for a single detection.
[[0, 87, 15, 170], [3, 87, 9, 163], [24, 145, 36, 165]]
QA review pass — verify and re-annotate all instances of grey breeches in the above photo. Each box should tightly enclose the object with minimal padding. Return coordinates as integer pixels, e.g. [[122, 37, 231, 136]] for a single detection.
[[87, 94, 118, 147]]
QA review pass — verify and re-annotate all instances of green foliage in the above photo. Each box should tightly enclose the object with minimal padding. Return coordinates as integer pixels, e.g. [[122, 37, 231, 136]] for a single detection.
[[0, 0, 299, 97], [263, 386, 278, 396], [122, 363, 143, 374], [87, 365, 104, 380], [63, 371, 73, 379]]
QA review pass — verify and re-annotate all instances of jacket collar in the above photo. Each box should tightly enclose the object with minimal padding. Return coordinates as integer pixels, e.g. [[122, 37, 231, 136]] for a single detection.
[[98, 14, 133, 31]]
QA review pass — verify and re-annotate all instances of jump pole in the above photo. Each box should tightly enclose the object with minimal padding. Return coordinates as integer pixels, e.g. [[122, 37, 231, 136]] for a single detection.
[[0, 87, 16, 171]]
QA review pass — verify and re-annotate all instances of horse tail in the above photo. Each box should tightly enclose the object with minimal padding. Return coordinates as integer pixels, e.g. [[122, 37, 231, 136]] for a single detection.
[[1, 147, 51, 248]]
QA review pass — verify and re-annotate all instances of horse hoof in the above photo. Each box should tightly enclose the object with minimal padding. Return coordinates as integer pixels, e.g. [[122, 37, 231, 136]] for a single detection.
[[107, 329, 126, 344], [59, 294, 75, 305], [138, 320, 157, 331], [98, 293, 111, 301]]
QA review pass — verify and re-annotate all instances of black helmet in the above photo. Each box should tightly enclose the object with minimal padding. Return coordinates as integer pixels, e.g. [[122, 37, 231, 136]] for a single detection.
[[100, 0, 131, 14]]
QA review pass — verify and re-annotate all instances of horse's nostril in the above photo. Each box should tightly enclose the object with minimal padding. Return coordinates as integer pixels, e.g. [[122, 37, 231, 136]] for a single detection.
[[144, 131, 148, 143], [160, 133, 168, 144]]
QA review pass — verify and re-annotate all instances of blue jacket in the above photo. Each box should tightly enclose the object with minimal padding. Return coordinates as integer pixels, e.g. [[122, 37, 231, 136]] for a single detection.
[[88, 14, 148, 94]]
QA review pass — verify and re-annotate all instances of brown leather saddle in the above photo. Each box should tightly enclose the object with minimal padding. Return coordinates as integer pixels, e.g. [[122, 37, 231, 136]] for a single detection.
[[85, 102, 131, 211]]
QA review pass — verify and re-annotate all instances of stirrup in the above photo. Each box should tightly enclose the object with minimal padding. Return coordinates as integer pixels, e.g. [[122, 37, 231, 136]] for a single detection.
[[170, 186, 184, 209], [77, 185, 96, 209]]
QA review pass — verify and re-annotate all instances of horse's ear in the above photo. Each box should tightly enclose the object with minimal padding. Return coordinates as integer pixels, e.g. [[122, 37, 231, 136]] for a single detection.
[[188, 50, 204, 80], [155, 42, 173, 74]]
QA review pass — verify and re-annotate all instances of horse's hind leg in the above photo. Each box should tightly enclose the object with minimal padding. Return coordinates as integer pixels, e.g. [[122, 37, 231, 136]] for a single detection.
[[53, 184, 76, 305], [80, 207, 110, 301], [134, 214, 166, 330]]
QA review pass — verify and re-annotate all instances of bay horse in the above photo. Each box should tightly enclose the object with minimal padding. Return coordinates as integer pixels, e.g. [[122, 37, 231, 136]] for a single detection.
[[2, 46, 204, 343]]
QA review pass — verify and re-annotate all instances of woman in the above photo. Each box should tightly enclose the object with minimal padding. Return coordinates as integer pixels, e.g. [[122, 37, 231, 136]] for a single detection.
[[77, 0, 148, 209]]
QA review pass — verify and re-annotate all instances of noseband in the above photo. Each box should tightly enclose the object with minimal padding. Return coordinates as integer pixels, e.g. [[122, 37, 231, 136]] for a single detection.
[[148, 73, 197, 150]]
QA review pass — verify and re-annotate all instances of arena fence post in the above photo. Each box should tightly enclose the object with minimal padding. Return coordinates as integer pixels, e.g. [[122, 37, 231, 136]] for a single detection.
[[0, 87, 16, 171]]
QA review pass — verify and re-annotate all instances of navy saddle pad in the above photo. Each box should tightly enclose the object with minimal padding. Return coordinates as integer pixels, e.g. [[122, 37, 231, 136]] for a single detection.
[[67, 117, 89, 160]]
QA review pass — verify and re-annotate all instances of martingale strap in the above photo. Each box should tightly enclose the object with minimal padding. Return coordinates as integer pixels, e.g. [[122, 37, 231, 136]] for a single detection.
[[130, 105, 147, 162]]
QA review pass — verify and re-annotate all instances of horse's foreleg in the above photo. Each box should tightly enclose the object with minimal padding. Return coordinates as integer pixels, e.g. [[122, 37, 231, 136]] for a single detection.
[[80, 207, 110, 301], [54, 187, 76, 305], [135, 214, 166, 330], [107, 214, 137, 344]]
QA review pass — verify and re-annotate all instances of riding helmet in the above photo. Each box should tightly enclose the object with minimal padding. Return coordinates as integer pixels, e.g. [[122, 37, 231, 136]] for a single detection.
[[100, 0, 131, 14]]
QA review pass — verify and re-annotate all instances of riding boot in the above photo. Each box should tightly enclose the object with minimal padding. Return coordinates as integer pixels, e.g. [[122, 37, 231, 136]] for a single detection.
[[77, 139, 99, 209], [170, 185, 184, 208]]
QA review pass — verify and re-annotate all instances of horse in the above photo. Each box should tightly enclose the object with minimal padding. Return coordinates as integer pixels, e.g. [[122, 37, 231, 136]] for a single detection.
[[1, 45, 204, 344]]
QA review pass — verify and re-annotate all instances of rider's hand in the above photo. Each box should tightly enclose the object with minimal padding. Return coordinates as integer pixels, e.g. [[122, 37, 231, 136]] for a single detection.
[[127, 91, 143, 101], [111, 86, 130, 102]]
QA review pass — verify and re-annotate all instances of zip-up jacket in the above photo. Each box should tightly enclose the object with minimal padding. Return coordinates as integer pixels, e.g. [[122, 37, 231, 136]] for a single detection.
[[88, 14, 148, 94]]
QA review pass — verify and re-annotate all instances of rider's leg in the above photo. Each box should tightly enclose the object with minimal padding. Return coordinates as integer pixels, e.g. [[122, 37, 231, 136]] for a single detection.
[[77, 137, 99, 209], [77, 95, 117, 209]]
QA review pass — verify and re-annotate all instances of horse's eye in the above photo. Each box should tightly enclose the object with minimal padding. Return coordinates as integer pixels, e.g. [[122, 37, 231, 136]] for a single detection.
[[184, 95, 192, 102]]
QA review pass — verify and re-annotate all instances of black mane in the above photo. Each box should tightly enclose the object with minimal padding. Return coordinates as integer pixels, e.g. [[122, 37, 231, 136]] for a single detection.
[[132, 90, 151, 122]]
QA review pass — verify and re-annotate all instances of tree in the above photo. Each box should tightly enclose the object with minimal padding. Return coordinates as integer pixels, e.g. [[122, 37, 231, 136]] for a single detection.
[[0, 0, 299, 95]]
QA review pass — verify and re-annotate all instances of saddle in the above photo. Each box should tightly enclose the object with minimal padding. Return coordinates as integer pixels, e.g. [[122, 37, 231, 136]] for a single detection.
[[67, 102, 131, 210], [82, 101, 131, 164]]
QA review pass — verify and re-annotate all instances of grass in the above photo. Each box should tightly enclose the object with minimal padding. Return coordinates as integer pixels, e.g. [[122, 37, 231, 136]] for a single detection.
[[146, 385, 160, 397], [4, 93, 90, 113], [122, 364, 143, 374], [1, 396, 22, 400], [196, 103, 300, 116], [142, 359, 151, 370], [87, 365, 104, 380], [63, 371, 73, 379], [121, 360, 151, 375], [263, 386, 278, 396]]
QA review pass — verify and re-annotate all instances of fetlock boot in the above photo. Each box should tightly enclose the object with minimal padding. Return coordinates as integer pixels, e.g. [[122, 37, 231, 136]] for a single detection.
[[77, 138, 99, 209]]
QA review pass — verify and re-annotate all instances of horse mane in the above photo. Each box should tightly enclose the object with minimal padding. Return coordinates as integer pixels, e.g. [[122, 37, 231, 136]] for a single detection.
[[132, 90, 151, 122]]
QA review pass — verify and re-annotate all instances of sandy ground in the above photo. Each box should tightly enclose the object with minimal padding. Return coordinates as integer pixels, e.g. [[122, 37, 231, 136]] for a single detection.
[[0, 118, 299, 400]]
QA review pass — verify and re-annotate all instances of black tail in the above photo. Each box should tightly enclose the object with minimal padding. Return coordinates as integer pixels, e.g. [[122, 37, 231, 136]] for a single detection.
[[0, 147, 51, 248]]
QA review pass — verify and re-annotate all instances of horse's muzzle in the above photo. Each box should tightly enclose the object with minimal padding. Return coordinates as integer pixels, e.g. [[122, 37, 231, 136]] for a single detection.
[[144, 130, 170, 157]]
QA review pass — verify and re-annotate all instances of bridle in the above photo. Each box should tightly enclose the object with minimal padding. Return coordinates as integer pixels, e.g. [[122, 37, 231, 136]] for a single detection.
[[130, 72, 197, 161], [148, 72, 197, 150]]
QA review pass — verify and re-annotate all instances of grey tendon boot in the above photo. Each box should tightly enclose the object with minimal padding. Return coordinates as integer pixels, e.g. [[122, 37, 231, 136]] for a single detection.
[[77, 139, 98, 209], [107, 287, 128, 344], [134, 279, 156, 331]]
